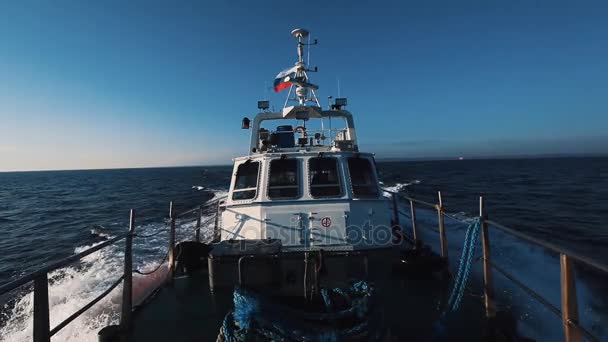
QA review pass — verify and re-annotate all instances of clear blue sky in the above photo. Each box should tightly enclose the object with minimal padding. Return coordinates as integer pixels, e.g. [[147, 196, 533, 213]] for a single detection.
[[1, 0, 607, 171]]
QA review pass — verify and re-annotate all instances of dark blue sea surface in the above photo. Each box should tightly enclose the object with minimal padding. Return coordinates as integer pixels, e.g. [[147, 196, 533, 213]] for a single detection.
[[379, 157, 608, 262], [0, 157, 607, 341], [0, 166, 230, 284]]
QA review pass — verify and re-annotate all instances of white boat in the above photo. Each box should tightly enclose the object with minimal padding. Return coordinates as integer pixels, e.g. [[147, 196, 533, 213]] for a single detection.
[[221, 29, 392, 252], [207, 28, 398, 296], [5, 28, 602, 342]]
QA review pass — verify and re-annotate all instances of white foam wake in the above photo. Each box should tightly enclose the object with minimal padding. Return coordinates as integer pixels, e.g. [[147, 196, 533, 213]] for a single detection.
[[381, 180, 421, 197], [208, 189, 228, 200], [0, 189, 227, 342], [0, 242, 123, 342]]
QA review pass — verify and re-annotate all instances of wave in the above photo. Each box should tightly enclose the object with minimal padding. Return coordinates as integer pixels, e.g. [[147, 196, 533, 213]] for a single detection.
[[90, 225, 112, 239], [0, 189, 226, 342], [443, 211, 479, 224], [0, 241, 123, 342], [207, 188, 228, 198], [381, 180, 421, 196]]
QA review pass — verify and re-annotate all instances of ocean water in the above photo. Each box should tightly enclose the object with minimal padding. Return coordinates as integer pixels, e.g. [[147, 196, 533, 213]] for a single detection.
[[380, 157, 608, 263], [0, 157, 607, 341]]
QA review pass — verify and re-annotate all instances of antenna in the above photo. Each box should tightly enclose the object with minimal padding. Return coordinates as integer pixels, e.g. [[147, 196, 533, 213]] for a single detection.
[[337, 77, 341, 98], [307, 35, 311, 66], [284, 28, 320, 108], [264, 81, 268, 101], [291, 28, 308, 63]]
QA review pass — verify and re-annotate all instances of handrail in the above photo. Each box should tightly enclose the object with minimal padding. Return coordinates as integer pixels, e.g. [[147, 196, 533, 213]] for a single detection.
[[489, 261, 561, 318], [0, 202, 183, 342], [0, 232, 130, 294], [384, 188, 608, 274], [49, 275, 124, 337], [383, 189, 436, 208], [384, 187, 605, 342], [176, 195, 227, 218], [3, 189, 604, 341], [0, 228, 132, 342], [485, 219, 608, 274]]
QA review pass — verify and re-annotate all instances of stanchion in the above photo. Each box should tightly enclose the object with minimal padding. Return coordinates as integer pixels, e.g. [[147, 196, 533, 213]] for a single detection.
[[120, 209, 134, 329], [479, 196, 495, 318], [436, 191, 448, 259]]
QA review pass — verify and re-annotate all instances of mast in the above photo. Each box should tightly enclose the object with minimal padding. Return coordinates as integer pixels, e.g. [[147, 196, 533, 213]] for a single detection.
[[285, 28, 320, 108]]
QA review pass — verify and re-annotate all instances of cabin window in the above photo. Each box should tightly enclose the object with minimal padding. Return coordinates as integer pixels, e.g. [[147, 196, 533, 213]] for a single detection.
[[309, 157, 342, 198], [232, 161, 260, 200], [268, 159, 299, 199], [347, 157, 378, 197]]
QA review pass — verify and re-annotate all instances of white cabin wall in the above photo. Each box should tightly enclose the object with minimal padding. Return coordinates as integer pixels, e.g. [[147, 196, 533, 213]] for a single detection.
[[220, 205, 264, 240], [222, 151, 393, 250], [263, 202, 350, 247], [345, 200, 393, 249]]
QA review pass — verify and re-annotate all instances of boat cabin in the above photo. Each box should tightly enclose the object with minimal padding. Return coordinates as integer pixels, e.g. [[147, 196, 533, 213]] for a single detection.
[[221, 105, 392, 251], [218, 28, 393, 252]]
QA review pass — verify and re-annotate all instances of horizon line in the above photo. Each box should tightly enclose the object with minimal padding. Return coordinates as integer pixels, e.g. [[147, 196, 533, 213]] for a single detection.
[[1, 152, 607, 173]]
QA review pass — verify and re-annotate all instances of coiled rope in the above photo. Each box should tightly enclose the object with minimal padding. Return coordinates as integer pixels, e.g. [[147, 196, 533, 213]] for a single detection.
[[221, 282, 381, 341]]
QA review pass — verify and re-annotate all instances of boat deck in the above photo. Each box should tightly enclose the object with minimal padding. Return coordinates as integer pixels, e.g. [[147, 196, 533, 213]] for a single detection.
[[128, 270, 228, 342], [126, 266, 501, 341]]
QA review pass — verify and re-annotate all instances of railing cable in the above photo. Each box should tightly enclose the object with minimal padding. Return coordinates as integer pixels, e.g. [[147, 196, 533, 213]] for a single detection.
[[0, 232, 130, 295], [133, 250, 169, 276], [486, 219, 608, 274], [175, 196, 226, 218], [49, 275, 124, 337], [135, 229, 166, 239], [385, 188, 604, 341]]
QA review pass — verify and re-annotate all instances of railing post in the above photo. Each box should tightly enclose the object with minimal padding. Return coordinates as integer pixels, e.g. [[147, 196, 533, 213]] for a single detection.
[[120, 209, 134, 329], [560, 254, 582, 342], [391, 193, 400, 227], [391, 193, 402, 244], [168, 201, 176, 279], [33, 273, 50, 342], [195, 205, 203, 242], [436, 191, 448, 259], [479, 196, 496, 318], [213, 201, 221, 242], [409, 199, 418, 243]]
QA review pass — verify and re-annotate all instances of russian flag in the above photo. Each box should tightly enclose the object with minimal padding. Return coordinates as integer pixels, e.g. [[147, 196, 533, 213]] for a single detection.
[[273, 66, 298, 92]]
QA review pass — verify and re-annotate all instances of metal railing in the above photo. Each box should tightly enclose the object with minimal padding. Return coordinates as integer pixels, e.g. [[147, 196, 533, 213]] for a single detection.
[[385, 189, 606, 342], [0, 210, 136, 342], [175, 195, 225, 243], [5, 190, 600, 341], [261, 126, 351, 148], [0, 195, 225, 342]]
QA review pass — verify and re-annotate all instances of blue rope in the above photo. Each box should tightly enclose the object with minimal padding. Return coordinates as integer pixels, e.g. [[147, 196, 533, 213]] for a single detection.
[[223, 281, 380, 341], [434, 217, 481, 335]]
